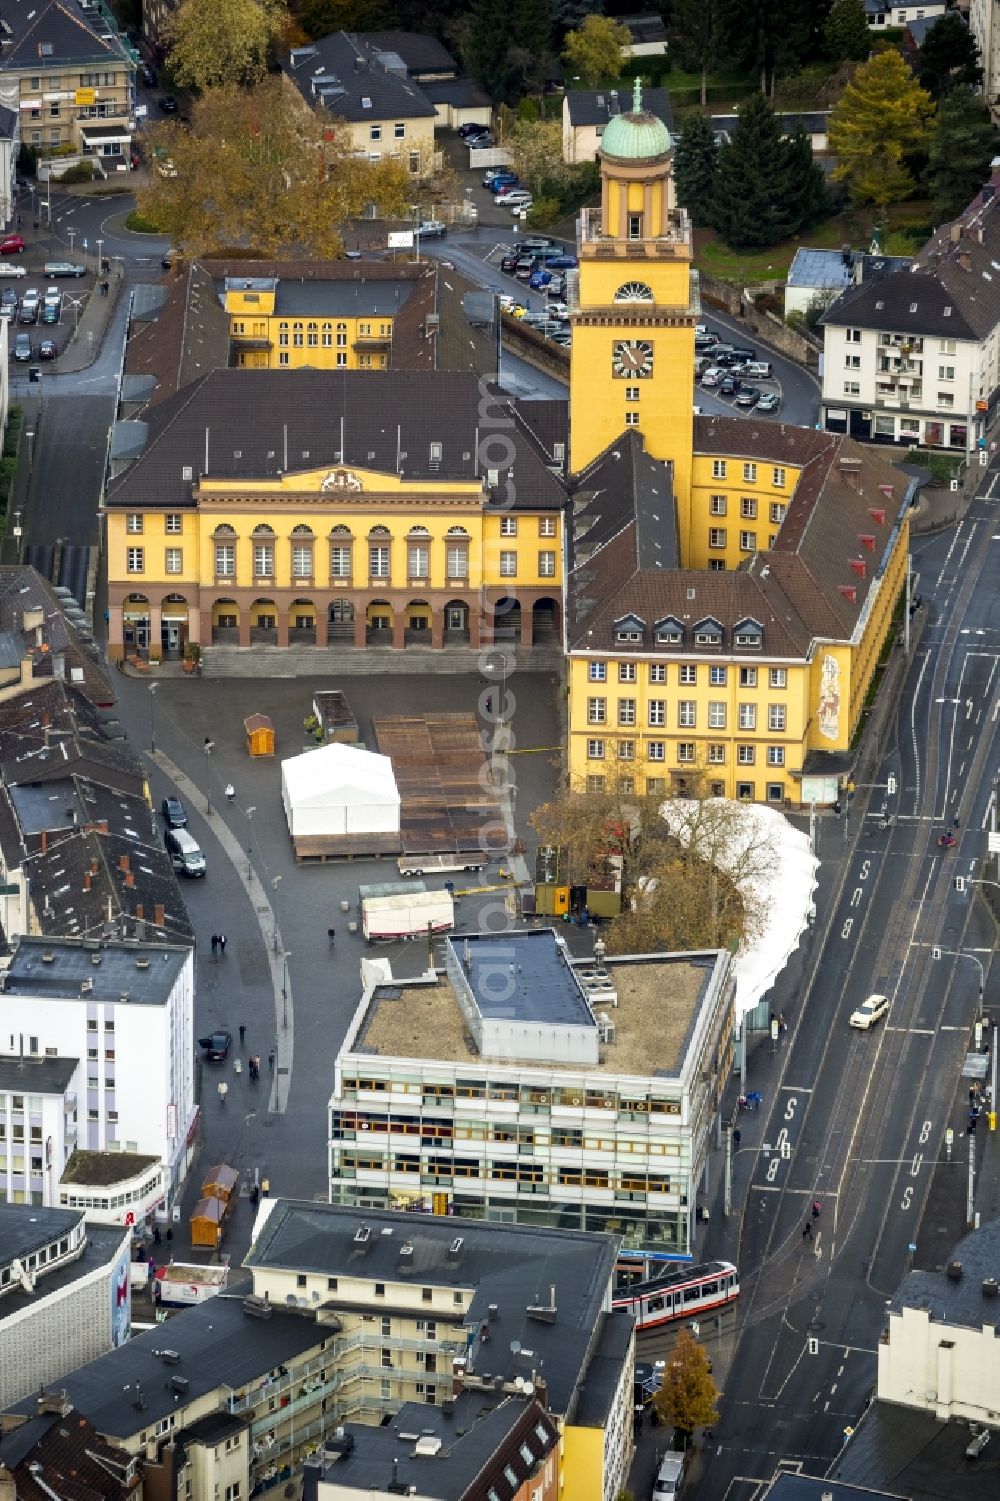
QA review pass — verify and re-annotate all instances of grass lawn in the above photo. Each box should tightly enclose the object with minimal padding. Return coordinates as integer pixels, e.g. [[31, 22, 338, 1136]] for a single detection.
[[695, 201, 934, 284]]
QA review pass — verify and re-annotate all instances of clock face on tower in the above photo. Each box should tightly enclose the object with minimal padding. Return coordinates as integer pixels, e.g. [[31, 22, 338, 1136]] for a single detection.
[[612, 339, 654, 379]]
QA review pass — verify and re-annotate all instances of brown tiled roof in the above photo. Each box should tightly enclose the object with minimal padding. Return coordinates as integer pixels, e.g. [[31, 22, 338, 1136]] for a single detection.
[[568, 426, 912, 656], [12, 1411, 136, 1501]]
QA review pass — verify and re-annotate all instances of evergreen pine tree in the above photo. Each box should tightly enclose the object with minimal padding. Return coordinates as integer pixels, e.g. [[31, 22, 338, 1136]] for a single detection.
[[712, 94, 800, 248], [927, 86, 999, 222], [917, 13, 983, 99], [668, 0, 725, 107], [823, 0, 869, 63], [673, 114, 720, 227], [784, 126, 829, 230], [465, 0, 552, 104], [721, 0, 813, 95]]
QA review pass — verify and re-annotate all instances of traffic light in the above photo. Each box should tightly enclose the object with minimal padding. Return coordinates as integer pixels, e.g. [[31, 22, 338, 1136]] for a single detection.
[[887, 773, 897, 796], [955, 877, 966, 892]]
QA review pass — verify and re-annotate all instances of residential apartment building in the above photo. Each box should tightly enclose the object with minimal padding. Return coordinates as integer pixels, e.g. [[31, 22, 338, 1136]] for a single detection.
[[0, 0, 136, 170], [247, 1198, 634, 1501], [784, 245, 911, 321], [1, 1294, 339, 1499], [0, 1398, 137, 1501], [0, 103, 18, 231], [0, 936, 196, 1208], [821, 174, 1000, 450], [970, 0, 1000, 107], [2, 1202, 635, 1501], [328, 928, 735, 1263], [103, 370, 566, 663], [864, 0, 946, 25], [0, 1204, 131, 1409], [878, 1218, 1000, 1423], [282, 32, 437, 174]]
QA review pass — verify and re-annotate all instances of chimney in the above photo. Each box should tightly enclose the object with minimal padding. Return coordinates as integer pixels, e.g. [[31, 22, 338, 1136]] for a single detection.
[[858, 534, 875, 552], [837, 585, 857, 603], [154, 903, 165, 927], [849, 559, 867, 579], [118, 854, 130, 872], [41, 829, 47, 854], [958, 250, 972, 270], [83, 873, 91, 891], [868, 508, 886, 525], [124, 871, 135, 888], [837, 458, 862, 490], [135, 903, 144, 921]]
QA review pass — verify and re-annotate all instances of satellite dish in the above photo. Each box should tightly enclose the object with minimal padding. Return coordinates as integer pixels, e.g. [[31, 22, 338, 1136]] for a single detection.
[[510, 1340, 521, 1354]]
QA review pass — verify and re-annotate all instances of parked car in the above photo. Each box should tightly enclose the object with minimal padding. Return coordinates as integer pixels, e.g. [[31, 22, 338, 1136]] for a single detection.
[[43, 261, 86, 277], [546, 300, 569, 318], [734, 386, 760, 408], [756, 391, 781, 414], [140, 62, 157, 86], [503, 193, 533, 211], [700, 367, 723, 387], [18, 301, 38, 325], [460, 121, 489, 138], [158, 94, 178, 113], [38, 339, 57, 359], [515, 237, 554, 252], [719, 375, 740, 397], [200, 1030, 232, 1063], [0, 262, 26, 277], [416, 220, 447, 238], [731, 345, 756, 361], [161, 795, 188, 828], [13, 333, 31, 360], [714, 351, 741, 367], [547, 254, 577, 270], [529, 269, 554, 290], [0, 235, 26, 255], [483, 171, 517, 190], [494, 183, 522, 199], [1, 287, 17, 309], [849, 993, 889, 1030], [41, 302, 59, 325]]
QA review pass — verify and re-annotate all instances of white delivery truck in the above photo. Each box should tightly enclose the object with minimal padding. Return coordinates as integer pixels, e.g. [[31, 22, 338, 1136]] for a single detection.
[[397, 851, 485, 877], [360, 882, 455, 941], [154, 1261, 229, 1307]]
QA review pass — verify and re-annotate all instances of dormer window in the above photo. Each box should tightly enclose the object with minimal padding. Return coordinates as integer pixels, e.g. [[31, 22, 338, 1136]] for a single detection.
[[654, 615, 683, 646], [693, 617, 723, 648], [733, 618, 763, 650], [614, 614, 645, 644]]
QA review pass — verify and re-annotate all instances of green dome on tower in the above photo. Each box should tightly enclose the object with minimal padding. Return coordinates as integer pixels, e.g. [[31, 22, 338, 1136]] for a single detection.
[[600, 78, 671, 162]]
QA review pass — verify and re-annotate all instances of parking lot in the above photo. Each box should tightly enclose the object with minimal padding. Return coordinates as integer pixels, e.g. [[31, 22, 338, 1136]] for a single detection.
[[695, 324, 784, 417], [2, 249, 92, 368]]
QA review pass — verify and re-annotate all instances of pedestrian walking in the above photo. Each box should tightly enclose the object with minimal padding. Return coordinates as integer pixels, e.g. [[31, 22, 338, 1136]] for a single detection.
[[238, 1023, 246, 1045], [233, 1057, 242, 1075], [153, 1225, 161, 1244], [802, 1221, 812, 1240], [225, 783, 235, 803], [779, 1014, 787, 1035], [811, 1200, 821, 1220], [733, 1127, 741, 1150], [218, 1081, 228, 1105], [268, 1047, 276, 1071], [261, 1177, 270, 1197], [328, 926, 336, 946], [16, 215, 21, 228], [211, 933, 218, 957], [252, 1054, 261, 1079], [219, 933, 227, 956]]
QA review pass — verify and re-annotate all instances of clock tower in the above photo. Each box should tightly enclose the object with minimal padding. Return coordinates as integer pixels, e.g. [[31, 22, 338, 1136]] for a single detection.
[[569, 80, 697, 513]]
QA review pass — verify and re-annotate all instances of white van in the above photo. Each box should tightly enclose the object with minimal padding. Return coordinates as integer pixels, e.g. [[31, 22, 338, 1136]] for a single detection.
[[744, 360, 773, 379], [165, 827, 206, 877], [652, 1451, 687, 1499]]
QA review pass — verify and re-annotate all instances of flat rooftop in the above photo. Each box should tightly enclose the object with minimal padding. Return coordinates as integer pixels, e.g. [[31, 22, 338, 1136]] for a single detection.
[[458, 930, 595, 1028], [3, 937, 189, 1007], [0, 1219, 128, 1324], [60, 1150, 159, 1187], [357, 948, 714, 1077]]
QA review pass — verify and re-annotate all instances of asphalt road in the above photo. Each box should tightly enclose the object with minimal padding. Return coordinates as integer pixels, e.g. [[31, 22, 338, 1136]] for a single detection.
[[696, 462, 1000, 1493]]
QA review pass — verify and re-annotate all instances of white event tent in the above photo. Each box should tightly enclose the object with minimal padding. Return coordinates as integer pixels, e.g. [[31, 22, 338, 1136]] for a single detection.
[[280, 742, 400, 840]]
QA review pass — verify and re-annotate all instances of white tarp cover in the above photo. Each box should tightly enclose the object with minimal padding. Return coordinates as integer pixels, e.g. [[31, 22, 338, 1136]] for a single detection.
[[660, 799, 819, 1021], [281, 742, 400, 838]]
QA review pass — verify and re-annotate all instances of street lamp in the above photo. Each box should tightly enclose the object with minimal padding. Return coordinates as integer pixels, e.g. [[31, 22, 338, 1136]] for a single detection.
[[246, 805, 256, 879], [148, 682, 158, 753], [282, 951, 291, 1030], [932, 944, 987, 1040], [203, 737, 214, 815], [271, 876, 282, 953]]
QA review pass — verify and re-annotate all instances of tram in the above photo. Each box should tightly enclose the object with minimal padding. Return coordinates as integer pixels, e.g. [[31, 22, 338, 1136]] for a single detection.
[[612, 1259, 739, 1332]]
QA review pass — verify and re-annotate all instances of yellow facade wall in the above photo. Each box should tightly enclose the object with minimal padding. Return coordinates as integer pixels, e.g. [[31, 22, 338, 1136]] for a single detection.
[[561, 1423, 605, 1501], [687, 454, 802, 572], [226, 305, 395, 372], [109, 466, 563, 598]]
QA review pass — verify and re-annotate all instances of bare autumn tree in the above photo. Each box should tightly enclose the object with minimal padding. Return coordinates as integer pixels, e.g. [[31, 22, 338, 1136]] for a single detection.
[[529, 764, 776, 955], [138, 78, 412, 257], [653, 1327, 720, 1443]]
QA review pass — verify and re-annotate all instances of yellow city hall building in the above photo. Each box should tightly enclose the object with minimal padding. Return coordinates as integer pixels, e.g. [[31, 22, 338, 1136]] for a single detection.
[[563, 85, 913, 806], [105, 370, 566, 659], [222, 273, 421, 372]]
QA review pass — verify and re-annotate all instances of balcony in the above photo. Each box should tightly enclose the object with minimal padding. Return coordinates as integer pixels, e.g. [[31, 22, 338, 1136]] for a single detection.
[[230, 333, 272, 350], [353, 333, 392, 351], [578, 205, 691, 258]]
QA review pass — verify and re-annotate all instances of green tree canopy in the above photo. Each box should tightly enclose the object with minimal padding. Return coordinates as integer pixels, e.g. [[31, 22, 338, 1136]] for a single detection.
[[653, 1328, 721, 1441], [138, 78, 411, 256], [712, 92, 825, 248], [823, 0, 869, 63], [165, 0, 288, 90], [927, 86, 999, 223], [917, 12, 983, 99], [562, 14, 629, 86], [828, 49, 934, 210], [721, 0, 814, 96], [297, 0, 392, 44], [463, 0, 553, 104], [672, 113, 719, 227]]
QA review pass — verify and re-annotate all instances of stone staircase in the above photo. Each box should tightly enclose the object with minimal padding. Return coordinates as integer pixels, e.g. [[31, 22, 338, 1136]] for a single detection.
[[202, 643, 565, 678]]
